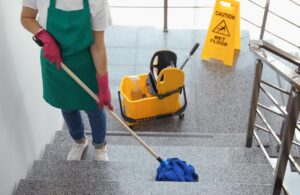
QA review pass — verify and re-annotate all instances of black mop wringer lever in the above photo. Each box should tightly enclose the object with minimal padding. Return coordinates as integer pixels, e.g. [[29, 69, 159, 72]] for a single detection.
[[167, 43, 200, 70], [180, 43, 200, 70], [61, 49, 199, 181]]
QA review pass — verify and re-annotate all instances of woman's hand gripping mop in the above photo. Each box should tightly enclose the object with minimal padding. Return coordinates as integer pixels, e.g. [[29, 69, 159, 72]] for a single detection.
[[60, 44, 199, 182]]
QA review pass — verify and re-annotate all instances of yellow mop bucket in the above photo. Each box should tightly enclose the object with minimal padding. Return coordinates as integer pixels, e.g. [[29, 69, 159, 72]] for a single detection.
[[118, 43, 199, 125]]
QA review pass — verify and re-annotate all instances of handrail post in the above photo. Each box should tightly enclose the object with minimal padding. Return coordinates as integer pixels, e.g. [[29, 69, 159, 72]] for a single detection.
[[163, 0, 168, 32], [272, 88, 300, 195], [279, 87, 294, 140], [246, 59, 263, 147], [260, 0, 271, 39]]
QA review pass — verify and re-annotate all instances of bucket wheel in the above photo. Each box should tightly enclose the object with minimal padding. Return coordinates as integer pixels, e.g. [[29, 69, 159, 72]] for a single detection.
[[179, 113, 185, 119]]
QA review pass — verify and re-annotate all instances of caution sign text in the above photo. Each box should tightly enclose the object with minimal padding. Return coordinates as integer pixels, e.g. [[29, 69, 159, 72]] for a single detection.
[[210, 35, 227, 47]]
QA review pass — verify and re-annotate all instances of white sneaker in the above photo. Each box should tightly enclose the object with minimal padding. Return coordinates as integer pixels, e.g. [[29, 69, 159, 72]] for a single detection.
[[67, 138, 88, 161], [95, 146, 109, 161]]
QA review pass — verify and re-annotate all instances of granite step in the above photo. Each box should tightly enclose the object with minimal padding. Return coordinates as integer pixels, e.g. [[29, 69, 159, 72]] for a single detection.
[[75, 107, 251, 134], [27, 160, 274, 185], [54, 130, 249, 147], [42, 143, 268, 165], [16, 179, 272, 195]]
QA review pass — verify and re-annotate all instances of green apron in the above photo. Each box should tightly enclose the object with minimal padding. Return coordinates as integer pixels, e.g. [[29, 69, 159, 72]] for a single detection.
[[41, 0, 98, 110]]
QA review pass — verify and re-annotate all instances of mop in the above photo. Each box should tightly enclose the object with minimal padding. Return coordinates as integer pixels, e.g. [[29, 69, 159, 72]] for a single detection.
[[60, 53, 198, 182]]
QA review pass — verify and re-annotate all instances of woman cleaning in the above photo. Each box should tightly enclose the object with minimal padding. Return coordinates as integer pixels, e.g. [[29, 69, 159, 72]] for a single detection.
[[20, 0, 113, 161]]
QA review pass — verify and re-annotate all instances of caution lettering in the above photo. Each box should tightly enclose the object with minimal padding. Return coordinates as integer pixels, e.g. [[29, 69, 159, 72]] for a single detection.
[[215, 11, 235, 20]]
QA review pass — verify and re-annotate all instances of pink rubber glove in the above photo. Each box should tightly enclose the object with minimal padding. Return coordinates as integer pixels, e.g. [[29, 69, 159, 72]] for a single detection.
[[96, 72, 113, 111], [35, 29, 62, 69]]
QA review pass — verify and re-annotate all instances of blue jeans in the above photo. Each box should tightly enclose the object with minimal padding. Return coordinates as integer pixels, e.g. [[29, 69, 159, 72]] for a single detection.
[[61, 109, 106, 149]]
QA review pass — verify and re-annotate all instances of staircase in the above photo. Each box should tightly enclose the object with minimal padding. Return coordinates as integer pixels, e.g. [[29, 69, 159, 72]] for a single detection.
[[15, 27, 276, 194], [16, 125, 273, 194]]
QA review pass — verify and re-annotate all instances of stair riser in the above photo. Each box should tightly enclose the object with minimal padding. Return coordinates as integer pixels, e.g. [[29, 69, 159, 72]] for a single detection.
[[28, 161, 273, 185], [54, 130, 248, 147], [17, 179, 272, 195]]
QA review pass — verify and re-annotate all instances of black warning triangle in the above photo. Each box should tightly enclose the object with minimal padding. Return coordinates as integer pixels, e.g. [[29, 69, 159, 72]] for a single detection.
[[212, 20, 230, 36]]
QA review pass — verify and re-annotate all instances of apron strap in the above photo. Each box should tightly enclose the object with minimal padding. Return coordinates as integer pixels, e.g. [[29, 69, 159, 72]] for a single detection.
[[83, 0, 90, 10], [49, 0, 56, 9]]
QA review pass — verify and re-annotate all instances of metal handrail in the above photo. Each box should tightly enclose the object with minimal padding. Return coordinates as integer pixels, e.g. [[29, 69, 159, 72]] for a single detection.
[[290, 0, 300, 6], [258, 40, 300, 65], [247, 40, 300, 195], [238, 17, 300, 52], [248, 0, 300, 29], [249, 0, 300, 49], [263, 30, 300, 50], [241, 19, 300, 49], [244, 0, 300, 49], [249, 41, 300, 87], [109, 6, 213, 8]]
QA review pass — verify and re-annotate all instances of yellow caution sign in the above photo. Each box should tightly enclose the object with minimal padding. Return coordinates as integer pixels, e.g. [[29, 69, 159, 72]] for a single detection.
[[201, 0, 240, 66]]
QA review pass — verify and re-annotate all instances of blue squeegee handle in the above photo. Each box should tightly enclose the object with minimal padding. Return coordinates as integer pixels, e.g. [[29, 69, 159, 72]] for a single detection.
[[180, 43, 200, 70]]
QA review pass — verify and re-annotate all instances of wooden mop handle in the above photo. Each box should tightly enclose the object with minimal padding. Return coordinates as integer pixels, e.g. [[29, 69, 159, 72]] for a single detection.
[[61, 62, 161, 161]]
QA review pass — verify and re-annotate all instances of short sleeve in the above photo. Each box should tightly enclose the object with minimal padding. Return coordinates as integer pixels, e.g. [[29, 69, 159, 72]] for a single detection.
[[22, 0, 38, 10], [90, 0, 112, 31]]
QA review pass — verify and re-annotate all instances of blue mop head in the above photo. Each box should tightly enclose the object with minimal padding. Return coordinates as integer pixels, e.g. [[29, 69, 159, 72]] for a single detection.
[[155, 158, 198, 182]]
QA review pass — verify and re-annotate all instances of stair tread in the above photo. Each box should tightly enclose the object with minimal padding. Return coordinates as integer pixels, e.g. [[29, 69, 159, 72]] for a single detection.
[[43, 143, 268, 164], [16, 179, 272, 195], [28, 160, 274, 185]]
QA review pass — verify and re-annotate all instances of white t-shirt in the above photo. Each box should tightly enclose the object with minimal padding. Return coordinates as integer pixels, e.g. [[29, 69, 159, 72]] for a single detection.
[[22, 0, 112, 31]]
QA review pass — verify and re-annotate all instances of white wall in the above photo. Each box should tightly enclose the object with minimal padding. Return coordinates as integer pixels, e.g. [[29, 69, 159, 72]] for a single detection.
[[0, 1, 63, 195]]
